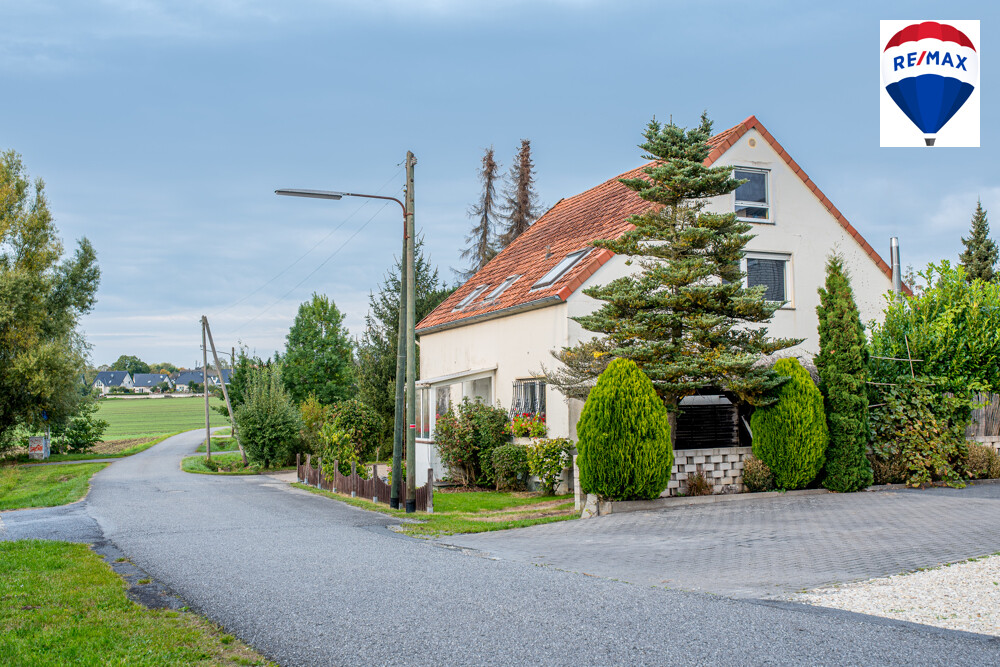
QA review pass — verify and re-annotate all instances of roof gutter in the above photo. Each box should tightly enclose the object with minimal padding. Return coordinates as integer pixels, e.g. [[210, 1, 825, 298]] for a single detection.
[[415, 295, 564, 336]]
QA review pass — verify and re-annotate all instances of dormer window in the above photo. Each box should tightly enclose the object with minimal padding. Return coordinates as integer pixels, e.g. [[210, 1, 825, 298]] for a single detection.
[[484, 275, 520, 302], [734, 168, 769, 221], [532, 249, 591, 289], [454, 284, 490, 310]]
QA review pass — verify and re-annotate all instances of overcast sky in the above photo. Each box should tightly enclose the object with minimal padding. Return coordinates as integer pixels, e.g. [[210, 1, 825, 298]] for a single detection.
[[1, 1, 994, 367]]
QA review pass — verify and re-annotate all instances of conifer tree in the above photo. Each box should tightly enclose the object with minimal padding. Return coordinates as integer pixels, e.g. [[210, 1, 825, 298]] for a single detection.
[[562, 114, 800, 436], [459, 147, 501, 280], [356, 237, 453, 444], [815, 254, 873, 492], [959, 200, 997, 283], [499, 139, 541, 247]]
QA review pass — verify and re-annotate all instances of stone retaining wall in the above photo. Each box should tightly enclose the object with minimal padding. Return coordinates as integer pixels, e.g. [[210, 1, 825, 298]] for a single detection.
[[667, 446, 752, 496], [970, 436, 1000, 453]]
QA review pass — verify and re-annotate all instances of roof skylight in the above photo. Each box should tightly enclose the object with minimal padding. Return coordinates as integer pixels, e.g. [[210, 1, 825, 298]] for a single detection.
[[454, 284, 490, 310], [532, 249, 591, 289], [484, 275, 520, 302]]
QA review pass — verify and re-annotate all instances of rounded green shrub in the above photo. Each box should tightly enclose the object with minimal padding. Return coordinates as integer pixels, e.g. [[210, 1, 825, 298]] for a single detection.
[[577, 358, 673, 500], [750, 358, 828, 490], [491, 443, 529, 491]]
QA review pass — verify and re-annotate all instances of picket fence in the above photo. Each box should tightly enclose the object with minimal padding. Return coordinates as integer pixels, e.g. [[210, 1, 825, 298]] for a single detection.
[[296, 453, 433, 513]]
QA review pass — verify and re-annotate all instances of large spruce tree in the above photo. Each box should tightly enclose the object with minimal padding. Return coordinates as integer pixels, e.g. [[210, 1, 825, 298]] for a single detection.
[[959, 200, 997, 283], [458, 147, 501, 279], [356, 237, 453, 445], [814, 254, 873, 492], [563, 114, 799, 435], [499, 139, 541, 248]]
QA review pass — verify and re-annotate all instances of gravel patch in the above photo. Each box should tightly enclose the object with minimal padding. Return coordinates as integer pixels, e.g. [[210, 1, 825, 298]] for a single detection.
[[796, 553, 1000, 636]]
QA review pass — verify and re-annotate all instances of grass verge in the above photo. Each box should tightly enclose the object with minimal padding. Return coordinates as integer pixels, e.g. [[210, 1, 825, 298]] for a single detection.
[[181, 453, 292, 476], [195, 437, 240, 453], [0, 463, 110, 511], [0, 540, 273, 666], [5, 432, 182, 464], [291, 483, 576, 537]]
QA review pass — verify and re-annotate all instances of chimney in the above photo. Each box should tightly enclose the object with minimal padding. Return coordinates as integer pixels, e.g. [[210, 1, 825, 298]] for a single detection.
[[890, 237, 902, 299]]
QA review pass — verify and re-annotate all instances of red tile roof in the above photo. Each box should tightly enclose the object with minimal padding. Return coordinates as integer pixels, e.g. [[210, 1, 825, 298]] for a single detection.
[[417, 116, 902, 334]]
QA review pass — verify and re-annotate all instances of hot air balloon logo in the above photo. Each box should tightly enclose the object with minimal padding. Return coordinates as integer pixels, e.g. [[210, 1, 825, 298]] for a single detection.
[[881, 20, 979, 147]]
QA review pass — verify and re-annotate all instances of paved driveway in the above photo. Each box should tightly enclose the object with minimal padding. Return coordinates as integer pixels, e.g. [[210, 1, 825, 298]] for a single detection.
[[4, 433, 1000, 666], [438, 484, 1000, 598]]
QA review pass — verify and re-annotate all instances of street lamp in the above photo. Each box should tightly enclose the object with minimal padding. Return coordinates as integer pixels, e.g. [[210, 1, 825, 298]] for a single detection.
[[275, 152, 418, 513]]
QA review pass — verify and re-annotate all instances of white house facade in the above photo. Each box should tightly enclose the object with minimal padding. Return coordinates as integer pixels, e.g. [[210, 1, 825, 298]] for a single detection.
[[414, 116, 901, 478]]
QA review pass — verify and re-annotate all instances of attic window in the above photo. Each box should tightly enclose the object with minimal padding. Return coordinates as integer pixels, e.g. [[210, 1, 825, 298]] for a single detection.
[[734, 168, 769, 221], [454, 284, 490, 310], [484, 275, 520, 302], [532, 249, 591, 289]]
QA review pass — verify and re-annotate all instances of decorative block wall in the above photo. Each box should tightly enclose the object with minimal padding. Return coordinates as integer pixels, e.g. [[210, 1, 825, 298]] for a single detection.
[[666, 446, 753, 496]]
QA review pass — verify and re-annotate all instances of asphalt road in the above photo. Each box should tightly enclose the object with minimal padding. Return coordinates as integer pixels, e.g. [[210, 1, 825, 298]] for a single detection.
[[5, 430, 1000, 666]]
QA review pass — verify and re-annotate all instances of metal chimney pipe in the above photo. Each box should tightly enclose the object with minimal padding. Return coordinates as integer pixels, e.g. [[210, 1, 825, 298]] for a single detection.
[[890, 237, 902, 298]]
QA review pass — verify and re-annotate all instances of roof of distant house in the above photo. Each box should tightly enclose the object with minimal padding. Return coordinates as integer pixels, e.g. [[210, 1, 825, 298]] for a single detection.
[[174, 371, 209, 385], [93, 371, 131, 387], [132, 373, 171, 387], [416, 115, 900, 335]]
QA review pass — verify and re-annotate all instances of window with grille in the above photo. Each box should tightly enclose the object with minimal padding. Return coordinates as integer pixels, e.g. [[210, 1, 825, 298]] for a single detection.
[[510, 379, 546, 418], [746, 257, 787, 302]]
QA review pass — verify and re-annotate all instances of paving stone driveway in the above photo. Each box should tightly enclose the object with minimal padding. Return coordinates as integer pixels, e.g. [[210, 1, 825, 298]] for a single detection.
[[438, 483, 1000, 598]]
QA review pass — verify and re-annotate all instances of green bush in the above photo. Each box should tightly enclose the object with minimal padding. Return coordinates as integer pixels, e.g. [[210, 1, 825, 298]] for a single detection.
[[741, 456, 774, 492], [869, 376, 974, 488], [491, 444, 529, 491], [234, 367, 302, 468], [966, 444, 1000, 480], [318, 426, 370, 479], [527, 438, 573, 494], [299, 395, 331, 457], [329, 398, 383, 462], [53, 401, 109, 454], [750, 358, 828, 490], [434, 398, 510, 487], [577, 358, 673, 501]]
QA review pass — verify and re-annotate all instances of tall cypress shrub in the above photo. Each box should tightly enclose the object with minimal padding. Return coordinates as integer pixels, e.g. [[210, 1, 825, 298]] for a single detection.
[[577, 358, 673, 500], [750, 358, 827, 489], [815, 255, 874, 492]]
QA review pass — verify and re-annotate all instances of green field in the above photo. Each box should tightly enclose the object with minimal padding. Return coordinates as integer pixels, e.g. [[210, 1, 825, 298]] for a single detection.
[[96, 397, 229, 441]]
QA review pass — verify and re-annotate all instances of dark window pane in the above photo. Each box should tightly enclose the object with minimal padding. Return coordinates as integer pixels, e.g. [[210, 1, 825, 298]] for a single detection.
[[735, 170, 767, 204], [736, 205, 768, 219], [747, 258, 785, 301]]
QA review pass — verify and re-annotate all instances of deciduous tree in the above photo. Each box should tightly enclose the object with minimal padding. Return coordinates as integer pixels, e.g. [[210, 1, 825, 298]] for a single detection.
[[111, 355, 149, 375], [282, 294, 355, 406], [0, 150, 100, 452]]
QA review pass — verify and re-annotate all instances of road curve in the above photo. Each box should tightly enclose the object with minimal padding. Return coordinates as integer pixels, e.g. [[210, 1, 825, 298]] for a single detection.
[[10, 430, 1000, 665]]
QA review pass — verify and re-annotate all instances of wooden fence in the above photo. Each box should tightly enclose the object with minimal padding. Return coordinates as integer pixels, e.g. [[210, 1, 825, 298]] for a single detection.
[[967, 392, 1000, 438], [296, 454, 433, 513]]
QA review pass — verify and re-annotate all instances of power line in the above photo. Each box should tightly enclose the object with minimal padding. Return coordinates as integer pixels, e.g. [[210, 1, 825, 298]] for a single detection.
[[234, 194, 398, 334], [216, 168, 403, 316]]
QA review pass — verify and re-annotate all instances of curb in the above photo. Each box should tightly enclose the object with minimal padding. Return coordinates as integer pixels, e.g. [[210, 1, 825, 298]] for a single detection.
[[585, 488, 831, 517]]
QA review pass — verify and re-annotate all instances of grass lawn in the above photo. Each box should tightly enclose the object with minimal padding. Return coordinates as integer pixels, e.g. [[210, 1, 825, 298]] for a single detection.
[[195, 437, 240, 453], [292, 484, 576, 537], [96, 396, 228, 441], [0, 463, 109, 511], [6, 432, 181, 464], [0, 540, 272, 666], [181, 453, 292, 476]]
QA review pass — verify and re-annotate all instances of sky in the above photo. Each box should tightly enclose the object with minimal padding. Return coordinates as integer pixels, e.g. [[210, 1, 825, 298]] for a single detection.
[[0, 0, 995, 367]]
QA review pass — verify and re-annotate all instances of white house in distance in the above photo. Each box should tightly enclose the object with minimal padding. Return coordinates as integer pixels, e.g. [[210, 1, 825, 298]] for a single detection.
[[413, 115, 900, 478], [132, 373, 173, 393], [92, 371, 134, 395]]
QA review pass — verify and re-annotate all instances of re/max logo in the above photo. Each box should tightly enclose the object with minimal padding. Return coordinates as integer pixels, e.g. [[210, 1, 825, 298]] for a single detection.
[[893, 51, 969, 71]]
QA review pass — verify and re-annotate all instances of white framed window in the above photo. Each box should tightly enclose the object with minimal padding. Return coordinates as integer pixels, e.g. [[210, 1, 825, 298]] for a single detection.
[[453, 284, 490, 310], [734, 168, 770, 222], [532, 249, 591, 289], [510, 378, 546, 418], [744, 252, 792, 306], [484, 275, 520, 302]]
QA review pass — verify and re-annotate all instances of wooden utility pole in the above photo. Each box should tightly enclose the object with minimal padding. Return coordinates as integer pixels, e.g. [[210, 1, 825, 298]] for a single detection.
[[405, 150, 417, 513], [390, 233, 407, 510], [203, 318, 211, 461], [203, 316, 247, 465]]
